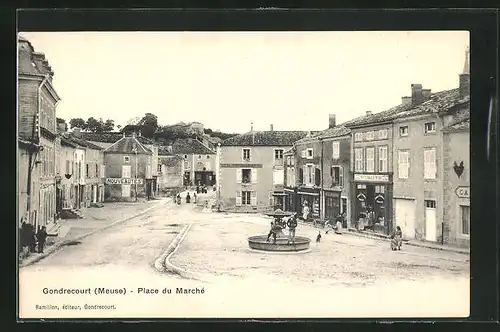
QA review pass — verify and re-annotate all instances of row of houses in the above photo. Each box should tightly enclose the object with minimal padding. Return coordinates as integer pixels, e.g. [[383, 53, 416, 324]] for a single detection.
[[216, 49, 470, 248], [17, 36, 218, 233]]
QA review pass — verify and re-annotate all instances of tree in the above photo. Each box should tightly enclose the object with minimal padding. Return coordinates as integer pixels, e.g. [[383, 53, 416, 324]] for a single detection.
[[86, 117, 102, 132], [69, 118, 86, 130], [139, 113, 159, 138], [103, 119, 115, 131]]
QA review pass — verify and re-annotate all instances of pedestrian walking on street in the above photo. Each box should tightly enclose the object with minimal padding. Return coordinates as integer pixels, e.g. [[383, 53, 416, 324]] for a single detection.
[[186, 192, 191, 204], [176, 194, 181, 205], [193, 192, 197, 204], [36, 226, 48, 254], [27, 224, 36, 253], [316, 231, 322, 245]]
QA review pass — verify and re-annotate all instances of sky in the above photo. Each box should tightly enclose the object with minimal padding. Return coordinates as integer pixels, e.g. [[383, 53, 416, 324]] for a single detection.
[[20, 31, 469, 134]]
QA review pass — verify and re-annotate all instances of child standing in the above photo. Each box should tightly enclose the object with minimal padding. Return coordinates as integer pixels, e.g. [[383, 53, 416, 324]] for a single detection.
[[390, 226, 403, 250]]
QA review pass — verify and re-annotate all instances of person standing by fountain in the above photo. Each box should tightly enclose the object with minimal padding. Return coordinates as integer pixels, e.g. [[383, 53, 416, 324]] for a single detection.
[[266, 219, 278, 244], [301, 201, 310, 222], [287, 213, 298, 243]]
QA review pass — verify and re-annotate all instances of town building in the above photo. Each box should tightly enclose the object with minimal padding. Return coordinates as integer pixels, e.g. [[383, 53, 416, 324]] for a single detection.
[[18, 139, 39, 226], [170, 138, 216, 187], [288, 115, 352, 223], [157, 146, 184, 192], [81, 130, 159, 196], [18, 35, 61, 230], [218, 126, 308, 212], [102, 133, 154, 201], [282, 147, 296, 212], [54, 134, 77, 216], [390, 50, 470, 246]]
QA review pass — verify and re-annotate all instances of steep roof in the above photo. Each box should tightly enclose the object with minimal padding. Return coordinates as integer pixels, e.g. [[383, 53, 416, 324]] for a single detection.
[[159, 155, 183, 166], [344, 88, 466, 128], [172, 138, 215, 155], [104, 136, 152, 154], [80, 132, 155, 146], [221, 131, 309, 147], [62, 133, 103, 150], [295, 126, 351, 144]]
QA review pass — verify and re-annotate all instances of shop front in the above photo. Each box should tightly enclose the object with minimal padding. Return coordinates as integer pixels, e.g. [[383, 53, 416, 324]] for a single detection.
[[352, 173, 393, 235], [324, 189, 341, 221], [297, 186, 321, 219], [272, 191, 287, 210]]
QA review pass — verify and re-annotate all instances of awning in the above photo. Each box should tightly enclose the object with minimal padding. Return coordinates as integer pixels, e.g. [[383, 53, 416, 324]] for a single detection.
[[297, 191, 319, 196], [284, 188, 295, 193], [272, 192, 288, 196]]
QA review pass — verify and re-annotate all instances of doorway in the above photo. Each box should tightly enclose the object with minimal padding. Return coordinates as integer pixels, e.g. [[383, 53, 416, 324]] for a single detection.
[[395, 198, 416, 239], [425, 200, 437, 242]]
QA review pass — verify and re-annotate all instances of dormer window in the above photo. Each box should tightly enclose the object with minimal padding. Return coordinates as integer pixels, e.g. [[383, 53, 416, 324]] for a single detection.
[[124, 156, 130, 163], [424, 122, 436, 134]]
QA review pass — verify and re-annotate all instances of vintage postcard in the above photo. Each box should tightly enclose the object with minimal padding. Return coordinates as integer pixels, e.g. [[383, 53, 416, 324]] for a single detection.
[[17, 30, 470, 319]]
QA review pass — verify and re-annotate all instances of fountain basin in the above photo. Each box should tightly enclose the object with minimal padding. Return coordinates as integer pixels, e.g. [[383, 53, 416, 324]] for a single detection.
[[247, 235, 311, 252]]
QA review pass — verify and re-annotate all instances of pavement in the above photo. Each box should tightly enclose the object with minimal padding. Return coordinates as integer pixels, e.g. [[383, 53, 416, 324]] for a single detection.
[[18, 198, 470, 319]]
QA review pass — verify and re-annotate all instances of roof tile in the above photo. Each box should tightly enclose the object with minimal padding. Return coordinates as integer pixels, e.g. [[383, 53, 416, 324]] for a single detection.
[[221, 131, 308, 147], [172, 138, 215, 155], [104, 137, 152, 154]]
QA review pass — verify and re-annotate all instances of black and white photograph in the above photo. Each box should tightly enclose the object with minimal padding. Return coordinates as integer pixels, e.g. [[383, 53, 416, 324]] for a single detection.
[[17, 29, 471, 318]]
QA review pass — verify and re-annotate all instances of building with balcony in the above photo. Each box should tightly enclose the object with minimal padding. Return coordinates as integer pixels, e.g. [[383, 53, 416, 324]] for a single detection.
[[18, 35, 61, 230], [218, 126, 308, 212]]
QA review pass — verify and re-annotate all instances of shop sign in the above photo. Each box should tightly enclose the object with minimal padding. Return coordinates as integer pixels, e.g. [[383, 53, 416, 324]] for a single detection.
[[357, 193, 366, 202], [221, 163, 263, 168], [354, 173, 390, 183], [374, 194, 385, 204], [455, 186, 470, 199], [105, 178, 144, 185]]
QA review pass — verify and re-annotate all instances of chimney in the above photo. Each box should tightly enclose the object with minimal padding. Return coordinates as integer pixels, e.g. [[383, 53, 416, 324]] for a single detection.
[[459, 46, 470, 98], [422, 89, 432, 100], [328, 114, 336, 128], [72, 128, 81, 137], [270, 124, 274, 131], [366, 111, 372, 116], [411, 84, 424, 106], [401, 96, 412, 106]]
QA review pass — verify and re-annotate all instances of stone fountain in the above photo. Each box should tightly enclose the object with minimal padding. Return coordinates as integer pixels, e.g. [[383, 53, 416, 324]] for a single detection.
[[247, 209, 311, 252]]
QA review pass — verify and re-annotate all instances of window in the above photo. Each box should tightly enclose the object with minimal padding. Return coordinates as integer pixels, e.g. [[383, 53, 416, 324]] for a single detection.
[[378, 146, 388, 172], [206, 155, 210, 159], [306, 148, 313, 159], [242, 169, 252, 183], [124, 156, 130, 163], [122, 165, 132, 178], [375, 185, 385, 194], [424, 148, 437, 179], [198, 155, 202, 159], [424, 122, 436, 134], [378, 129, 388, 139], [184, 155, 188, 159], [354, 132, 363, 142], [354, 148, 364, 172], [331, 166, 344, 187], [100, 165, 106, 178], [274, 149, 284, 166], [286, 156, 291, 166], [366, 147, 375, 173], [86, 164, 89, 178], [273, 169, 284, 185], [301, 150, 307, 158], [425, 200, 436, 209], [291, 156, 295, 166], [242, 191, 251, 205], [461, 205, 470, 236], [242, 148, 251, 161], [399, 126, 409, 137], [365, 131, 374, 141], [95, 164, 98, 177], [332, 141, 340, 159], [398, 150, 410, 179], [304, 164, 315, 185]]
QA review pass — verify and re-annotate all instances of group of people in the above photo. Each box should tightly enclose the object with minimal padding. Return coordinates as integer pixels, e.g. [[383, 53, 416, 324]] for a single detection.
[[175, 192, 198, 205], [266, 212, 299, 244], [19, 221, 48, 254]]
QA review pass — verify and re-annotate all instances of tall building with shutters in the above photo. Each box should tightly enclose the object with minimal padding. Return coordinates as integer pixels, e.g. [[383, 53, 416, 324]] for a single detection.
[[289, 115, 352, 224], [218, 127, 308, 212]]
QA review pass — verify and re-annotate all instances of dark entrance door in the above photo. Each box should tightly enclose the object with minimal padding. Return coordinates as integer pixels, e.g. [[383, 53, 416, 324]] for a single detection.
[[325, 191, 340, 221]]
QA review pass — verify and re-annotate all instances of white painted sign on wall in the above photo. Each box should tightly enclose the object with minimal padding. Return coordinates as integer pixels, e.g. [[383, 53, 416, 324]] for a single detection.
[[105, 178, 144, 185]]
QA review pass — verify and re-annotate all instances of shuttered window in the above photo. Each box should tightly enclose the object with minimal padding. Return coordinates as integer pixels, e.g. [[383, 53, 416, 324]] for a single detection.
[[251, 169, 258, 183], [251, 191, 257, 206], [122, 165, 132, 178], [398, 150, 409, 179], [236, 191, 242, 206], [236, 169, 242, 183], [366, 147, 375, 173], [378, 146, 388, 172], [332, 141, 340, 159], [424, 148, 437, 179], [354, 148, 364, 172]]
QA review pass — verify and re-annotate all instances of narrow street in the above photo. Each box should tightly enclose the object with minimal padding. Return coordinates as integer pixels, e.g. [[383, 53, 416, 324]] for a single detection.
[[20, 194, 470, 319]]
